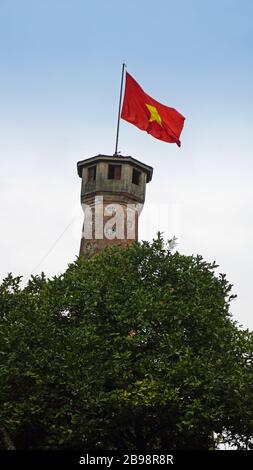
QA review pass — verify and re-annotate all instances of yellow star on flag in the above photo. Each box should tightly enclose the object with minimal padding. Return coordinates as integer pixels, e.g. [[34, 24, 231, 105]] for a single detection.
[[145, 104, 163, 127]]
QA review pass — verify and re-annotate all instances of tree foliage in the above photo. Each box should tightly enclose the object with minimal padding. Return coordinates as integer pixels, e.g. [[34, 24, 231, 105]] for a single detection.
[[0, 236, 252, 449]]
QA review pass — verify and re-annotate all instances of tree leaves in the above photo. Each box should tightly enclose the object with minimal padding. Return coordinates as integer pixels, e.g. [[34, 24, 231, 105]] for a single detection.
[[0, 236, 252, 449]]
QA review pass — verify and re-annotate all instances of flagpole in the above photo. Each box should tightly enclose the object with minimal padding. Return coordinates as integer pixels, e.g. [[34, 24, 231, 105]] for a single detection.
[[114, 62, 126, 156]]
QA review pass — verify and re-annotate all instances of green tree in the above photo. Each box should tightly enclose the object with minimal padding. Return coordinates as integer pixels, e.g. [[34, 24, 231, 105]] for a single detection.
[[0, 236, 252, 449]]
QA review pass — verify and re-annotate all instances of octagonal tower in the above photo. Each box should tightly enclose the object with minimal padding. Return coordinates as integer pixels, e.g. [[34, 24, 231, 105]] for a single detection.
[[77, 154, 153, 258]]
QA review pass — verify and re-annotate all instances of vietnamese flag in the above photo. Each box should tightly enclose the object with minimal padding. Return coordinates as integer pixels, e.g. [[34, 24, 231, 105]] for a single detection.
[[121, 72, 185, 147]]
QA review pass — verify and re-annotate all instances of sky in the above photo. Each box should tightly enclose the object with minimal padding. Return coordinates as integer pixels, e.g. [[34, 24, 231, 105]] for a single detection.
[[0, 0, 252, 329]]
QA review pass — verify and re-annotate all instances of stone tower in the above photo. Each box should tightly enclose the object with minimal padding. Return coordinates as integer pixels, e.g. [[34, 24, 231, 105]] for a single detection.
[[77, 154, 153, 258]]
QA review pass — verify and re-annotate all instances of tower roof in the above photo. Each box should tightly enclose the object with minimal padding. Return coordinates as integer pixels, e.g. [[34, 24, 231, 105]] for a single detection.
[[77, 154, 153, 183]]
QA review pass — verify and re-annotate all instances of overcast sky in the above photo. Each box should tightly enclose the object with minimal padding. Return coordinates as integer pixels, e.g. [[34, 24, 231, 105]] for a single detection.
[[0, 0, 252, 329]]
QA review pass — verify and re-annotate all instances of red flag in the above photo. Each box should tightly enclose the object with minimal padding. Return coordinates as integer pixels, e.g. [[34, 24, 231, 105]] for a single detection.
[[121, 72, 185, 147]]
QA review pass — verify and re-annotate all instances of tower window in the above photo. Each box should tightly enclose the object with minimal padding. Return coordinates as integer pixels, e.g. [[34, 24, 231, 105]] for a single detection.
[[108, 164, 121, 180], [87, 165, 96, 182], [132, 168, 141, 185]]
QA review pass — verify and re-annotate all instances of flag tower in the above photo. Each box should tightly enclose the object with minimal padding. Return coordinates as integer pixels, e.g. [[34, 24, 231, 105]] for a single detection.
[[77, 64, 184, 258], [77, 154, 153, 258]]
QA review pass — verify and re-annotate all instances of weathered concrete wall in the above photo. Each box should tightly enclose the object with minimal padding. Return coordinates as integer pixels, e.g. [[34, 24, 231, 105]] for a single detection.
[[81, 162, 147, 202]]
